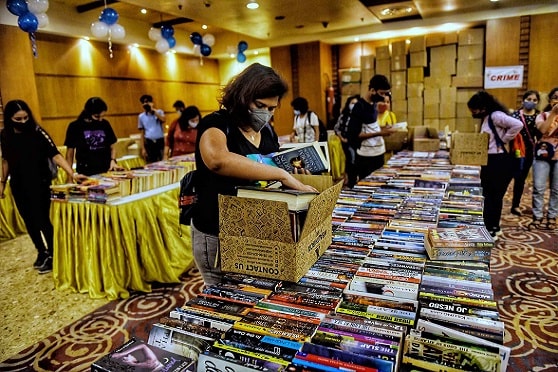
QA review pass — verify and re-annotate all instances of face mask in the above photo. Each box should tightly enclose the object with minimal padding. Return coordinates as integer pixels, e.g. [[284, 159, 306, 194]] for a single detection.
[[188, 120, 198, 128], [249, 109, 272, 132], [471, 112, 485, 119], [523, 101, 537, 111], [293, 110, 301, 116], [349, 103, 355, 111], [176, 110, 182, 115], [371, 93, 385, 103]]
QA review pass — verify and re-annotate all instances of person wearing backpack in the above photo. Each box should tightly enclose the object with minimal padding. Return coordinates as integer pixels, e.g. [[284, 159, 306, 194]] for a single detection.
[[290, 97, 322, 143], [334, 95, 360, 186], [509, 90, 540, 216], [531, 87, 558, 230]]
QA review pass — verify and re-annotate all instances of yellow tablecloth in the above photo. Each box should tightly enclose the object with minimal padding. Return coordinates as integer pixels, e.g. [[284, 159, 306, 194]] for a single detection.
[[51, 184, 193, 300], [328, 134, 345, 181]]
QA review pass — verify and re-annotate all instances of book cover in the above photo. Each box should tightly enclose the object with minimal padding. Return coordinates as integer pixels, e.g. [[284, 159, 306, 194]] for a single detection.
[[272, 143, 329, 175], [197, 350, 270, 372], [427, 226, 495, 248], [220, 327, 302, 361], [91, 337, 195, 372], [237, 185, 318, 212], [147, 323, 212, 360]]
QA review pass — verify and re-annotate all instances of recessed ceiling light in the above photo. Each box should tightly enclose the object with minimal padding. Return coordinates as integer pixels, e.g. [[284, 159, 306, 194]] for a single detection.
[[140, 8, 147, 14], [490, 0, 499, 2], [246, 0, 259, 9], [380, 6, 413, 17], [202, 24, 208, 29]]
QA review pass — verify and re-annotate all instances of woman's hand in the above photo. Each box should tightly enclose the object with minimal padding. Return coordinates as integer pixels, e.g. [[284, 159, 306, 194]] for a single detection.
[[280, 172, 318, 193], [0, 183, 5, 199]]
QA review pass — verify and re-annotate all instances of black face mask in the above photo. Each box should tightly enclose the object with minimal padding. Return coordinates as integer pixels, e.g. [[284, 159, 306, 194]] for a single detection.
[[371, 93, 385, 103], [472, 112, 485, 119]]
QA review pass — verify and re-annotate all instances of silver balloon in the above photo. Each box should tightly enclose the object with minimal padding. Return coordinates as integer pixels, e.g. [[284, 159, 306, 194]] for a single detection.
[[91, 21, 109, 38], [110, 23, 126, 39], [148, 27, 162, 41], [155, 38, 170, 53], [36, 12, 49, 28]]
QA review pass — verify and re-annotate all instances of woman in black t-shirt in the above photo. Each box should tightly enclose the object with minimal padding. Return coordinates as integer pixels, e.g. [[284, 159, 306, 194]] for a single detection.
[[0, 100, 79, 273], [192, 63, 317, 286], [64, 97, 123, 176]]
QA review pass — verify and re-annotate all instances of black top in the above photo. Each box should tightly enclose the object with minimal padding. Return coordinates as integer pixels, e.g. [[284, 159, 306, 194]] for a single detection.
[[193, 110, 280, 235], [511, 109, 540, 157], [346, 97, 377, 149], [0, 126, 60, 189], [64, 118, 117, 176]]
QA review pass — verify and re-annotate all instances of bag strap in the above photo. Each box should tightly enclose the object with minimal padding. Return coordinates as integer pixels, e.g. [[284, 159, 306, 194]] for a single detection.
[[487, 113, 507, 153], [518, 110, 535, 145]]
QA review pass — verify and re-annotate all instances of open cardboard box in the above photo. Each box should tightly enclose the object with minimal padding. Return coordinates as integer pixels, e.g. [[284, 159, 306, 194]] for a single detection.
[[218, 174, 342, 282], [450, 132, 489, 165], [410, 126, 440, 152]]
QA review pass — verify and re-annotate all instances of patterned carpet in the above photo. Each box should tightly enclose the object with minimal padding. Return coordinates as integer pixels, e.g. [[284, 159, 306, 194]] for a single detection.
[[1, 185, 557, 371]]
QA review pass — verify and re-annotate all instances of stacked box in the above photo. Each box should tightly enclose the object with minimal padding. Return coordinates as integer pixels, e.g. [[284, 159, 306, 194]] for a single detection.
[[407, 67, 424, 83], [455, 117, 478, 133], [391, 41, 407, 71], [410, 51, 428, 67], [458, 28, 485, 45], [376, 58, 391, 77], [361, 55, 375, 70], [430, 45, 456, 76], [450, 133, 489, 165], [360, 68, 374, 97], [439, 87, 457, 118], [407, 83, 424, 98], [410, 127, 440, 151], [409, 36, 426, 52], [391, 71, 407, 100], [376, 45, 390, 59]]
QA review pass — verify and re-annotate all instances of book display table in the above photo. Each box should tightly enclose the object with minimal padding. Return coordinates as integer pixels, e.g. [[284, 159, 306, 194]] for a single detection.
[[51, 183, 193, 300]]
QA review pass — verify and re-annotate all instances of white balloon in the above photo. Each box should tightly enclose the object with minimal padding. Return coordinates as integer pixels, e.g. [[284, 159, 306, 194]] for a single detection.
[[193, 44, 201, 56], [155, 38, 170, 53], [110, 23, 126, 39], [27, 0, 49, 14], [91, 21, 109, 38], [36, 12, 49, 28], [148, 27, 162, 41], [202, 33, 215, 47]]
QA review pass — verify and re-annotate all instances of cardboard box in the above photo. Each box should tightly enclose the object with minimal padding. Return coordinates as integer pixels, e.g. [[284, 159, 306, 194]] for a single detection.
[[341, 83, 361, 95], [410, 51, 428, 67], [361, 55, 375, 70], [409, 36, 426, 52], [376, 58, 391, 76], [340, 69, 361, 83], [450, 132, 489, 165], [452, 75, 483, 88], [458, 28, 485, 45], [219, 175, 342, 282], [385, 130, 409, 152], [411, 126, 440, 152], [391, 54, 407, 71]]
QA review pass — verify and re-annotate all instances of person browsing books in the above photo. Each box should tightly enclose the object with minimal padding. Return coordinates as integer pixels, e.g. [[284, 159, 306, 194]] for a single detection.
[[334, 95, 360, 186], [0, 100, 83, 274], [164, 105, 201, 159], [192, 63, 317, 286], [138, 94, 166, 163], [290, 97, 319, 143], [346, 74, 396, 188], [467, 91, 522, 238], [64, 97, 124, 176]]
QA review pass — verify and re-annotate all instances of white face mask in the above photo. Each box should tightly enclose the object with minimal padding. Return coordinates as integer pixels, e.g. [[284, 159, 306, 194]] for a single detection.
[[176, 110, 182, 115], [349, 103, 355, 111], [188, 120, 198, 128], [293, 110, 301, 116]]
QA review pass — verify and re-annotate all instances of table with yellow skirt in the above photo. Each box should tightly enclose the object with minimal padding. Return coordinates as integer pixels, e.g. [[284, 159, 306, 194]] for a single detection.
[[51, 183, 193, 300], [0, 155, 146, 241]]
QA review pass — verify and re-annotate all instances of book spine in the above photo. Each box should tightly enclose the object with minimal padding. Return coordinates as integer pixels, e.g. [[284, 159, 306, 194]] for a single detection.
[[294, 352, 379, 372], [418, 291, 498, 310], [335, 307, 415, 326], [197, 352, 267, 372], [338, 301, 416, 321], [233, 322, 312, 342]]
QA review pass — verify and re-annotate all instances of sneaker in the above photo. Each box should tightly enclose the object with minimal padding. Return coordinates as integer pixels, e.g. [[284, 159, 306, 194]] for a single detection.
[[33, 252, 49, 269], [37, 256, 52, 274], [489, 230, 499, 241], [511, 207, 522, 216]]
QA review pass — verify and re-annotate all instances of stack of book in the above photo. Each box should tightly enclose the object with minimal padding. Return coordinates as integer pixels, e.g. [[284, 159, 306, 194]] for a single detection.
[[424, 226, 495, 262]]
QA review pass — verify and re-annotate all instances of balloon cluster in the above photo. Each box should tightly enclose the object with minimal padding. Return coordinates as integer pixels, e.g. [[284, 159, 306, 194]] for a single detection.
[[90, 7, 126, 40], [6, 0, 50, 57], [237, 40, 248, 63], [190, 32, 215, 57], [148, 25, 176, 54]]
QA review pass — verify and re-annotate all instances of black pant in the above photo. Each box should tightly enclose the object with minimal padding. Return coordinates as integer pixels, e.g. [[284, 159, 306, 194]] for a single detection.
[[341, 142, 357, 186], [144, 138, 164, 163], [511, 155, 534, 208], [351, 153, 385, 187], [481, 153, 514, 231], [11, 180, 53, 255]]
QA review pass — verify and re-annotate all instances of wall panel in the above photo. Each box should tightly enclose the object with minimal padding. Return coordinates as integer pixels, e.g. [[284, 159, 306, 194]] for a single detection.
[[529, 13, 558, 104]]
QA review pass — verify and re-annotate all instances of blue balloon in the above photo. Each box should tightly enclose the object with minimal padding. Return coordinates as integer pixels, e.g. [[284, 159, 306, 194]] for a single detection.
[[238, 41, 248, 52], [200, 44, 212, 57], [7, 0, 28, 16], [161, 25, 174, 39], [190, 32, 202, 45], [18, 12, 38, 33], [166, 36, 176, 49], [237, 52, 246, 63], [99, 8, 119, 25]]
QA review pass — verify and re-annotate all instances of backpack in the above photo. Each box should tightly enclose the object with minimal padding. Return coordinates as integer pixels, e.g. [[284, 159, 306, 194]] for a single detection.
[[179, 170, 197, 226], [304, 111, 328, 142]]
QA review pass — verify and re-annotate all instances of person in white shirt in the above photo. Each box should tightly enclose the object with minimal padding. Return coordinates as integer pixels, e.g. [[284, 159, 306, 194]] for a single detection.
[[138, 94, 166, 163], [290, 97, 319, 143]]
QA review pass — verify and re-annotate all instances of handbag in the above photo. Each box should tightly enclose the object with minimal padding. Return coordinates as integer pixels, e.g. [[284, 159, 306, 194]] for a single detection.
[[178, 170, 198, 226], [535, 112, 558, 161]]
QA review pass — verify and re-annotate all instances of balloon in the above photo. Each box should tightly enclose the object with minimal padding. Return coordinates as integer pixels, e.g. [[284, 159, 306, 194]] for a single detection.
[[27, 0, 49, 14], [166, 36, 176, 48], [189, 32, 202, 45], [155, 38, 170, 53], [192, 44, 201, 56], [161, 25, 174, 39], [99, 7, 118, 25], [90, 21, 109, 38], [238, 40, 248, 52], [237, 52, 246, 63], [200, 43, 212, 57], [110, 23, 125, 39], [36, 12, 49, 28], [18, 12, 38, 33], [148, 27, 162, 41], [202, 33, 215, 47], [7, 0, 28, 16]]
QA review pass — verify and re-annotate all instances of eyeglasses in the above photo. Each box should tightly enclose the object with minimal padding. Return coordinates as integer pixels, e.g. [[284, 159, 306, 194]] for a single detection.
[[12, 115, 29, 123]]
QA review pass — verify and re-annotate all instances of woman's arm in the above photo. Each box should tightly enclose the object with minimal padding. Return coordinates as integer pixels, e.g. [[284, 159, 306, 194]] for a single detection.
[[537, 104, 558, 134], [0, 159, 8, 198], [200, 128, 317, 192]]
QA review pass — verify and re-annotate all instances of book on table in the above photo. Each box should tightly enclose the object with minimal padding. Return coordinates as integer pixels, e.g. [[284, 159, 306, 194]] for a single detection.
[[236, 185, 318, 212], [272, 142, 330, 174]]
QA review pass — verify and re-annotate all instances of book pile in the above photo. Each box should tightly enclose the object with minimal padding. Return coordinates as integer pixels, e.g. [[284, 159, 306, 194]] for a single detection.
[[424, 226, 495, 262], [50, 183, 79, 201], [86, 182, 121, 204], [91, 337, 195, 371]]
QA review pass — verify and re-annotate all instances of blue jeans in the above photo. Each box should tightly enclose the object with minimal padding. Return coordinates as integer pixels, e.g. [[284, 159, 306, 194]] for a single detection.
[[191, 222, 222, 286], [532, 159, 558, 219]]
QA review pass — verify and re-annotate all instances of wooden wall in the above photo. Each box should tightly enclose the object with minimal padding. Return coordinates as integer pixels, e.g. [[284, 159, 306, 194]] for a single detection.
[[528, 13, 558, 106]]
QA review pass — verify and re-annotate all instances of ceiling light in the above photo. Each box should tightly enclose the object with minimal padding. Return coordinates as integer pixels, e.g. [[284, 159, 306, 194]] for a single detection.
[[140, 8, 147, 14], [246, 0, 259, 10], [380, 6, 413, 17], [202, 24, 208, 30]]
